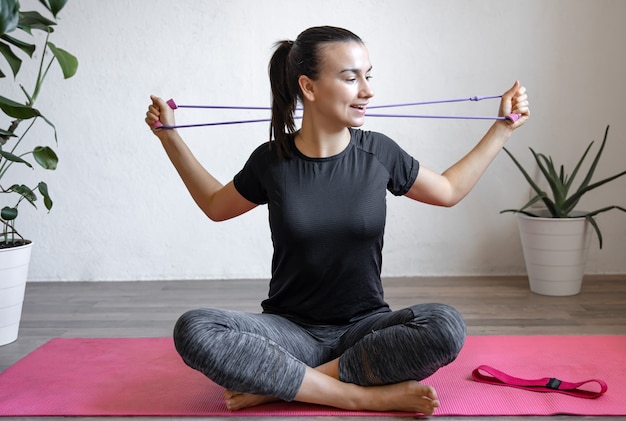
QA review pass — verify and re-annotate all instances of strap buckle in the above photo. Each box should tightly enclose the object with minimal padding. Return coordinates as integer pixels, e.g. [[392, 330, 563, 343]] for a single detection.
[[546, 377, 562, 390]]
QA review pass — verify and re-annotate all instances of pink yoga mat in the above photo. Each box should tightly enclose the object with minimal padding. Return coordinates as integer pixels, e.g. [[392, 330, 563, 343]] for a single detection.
[[0, 336, 623, 417]]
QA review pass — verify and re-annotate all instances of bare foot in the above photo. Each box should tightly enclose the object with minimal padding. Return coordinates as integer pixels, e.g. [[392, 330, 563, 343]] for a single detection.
[[223, 389, 280, 410], [359, 380, 440, 415], [296, 365, 441, 416]]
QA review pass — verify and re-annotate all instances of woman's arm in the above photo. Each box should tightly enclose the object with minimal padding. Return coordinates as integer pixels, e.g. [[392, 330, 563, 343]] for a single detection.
[[145, 96, 257, 221], [405, 81, 529, 207]]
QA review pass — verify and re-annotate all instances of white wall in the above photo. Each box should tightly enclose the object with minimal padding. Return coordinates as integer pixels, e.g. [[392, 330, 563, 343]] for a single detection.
[[3, 0, 625, 281]]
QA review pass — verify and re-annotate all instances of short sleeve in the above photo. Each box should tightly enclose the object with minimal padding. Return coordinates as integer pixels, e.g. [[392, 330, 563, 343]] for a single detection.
[[233, 142, 272, 205], [387, 146, 419, 196], [356, 130, 419, 196]]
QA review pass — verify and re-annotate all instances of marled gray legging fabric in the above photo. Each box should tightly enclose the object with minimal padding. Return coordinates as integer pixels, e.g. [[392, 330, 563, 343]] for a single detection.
[[173, 303, 466, 402]]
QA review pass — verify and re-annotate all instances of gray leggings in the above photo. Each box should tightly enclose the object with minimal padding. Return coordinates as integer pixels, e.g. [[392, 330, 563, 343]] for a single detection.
[[173, 303, 466, 402]]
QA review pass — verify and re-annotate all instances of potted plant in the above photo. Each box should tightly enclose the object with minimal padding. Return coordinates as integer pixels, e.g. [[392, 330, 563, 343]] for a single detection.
[[0, 0, 77, 345], [501, 125, 626, 296]]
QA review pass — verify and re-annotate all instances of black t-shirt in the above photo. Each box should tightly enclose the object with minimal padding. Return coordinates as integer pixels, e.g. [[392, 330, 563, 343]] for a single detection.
[[233, 128, 420, 324]]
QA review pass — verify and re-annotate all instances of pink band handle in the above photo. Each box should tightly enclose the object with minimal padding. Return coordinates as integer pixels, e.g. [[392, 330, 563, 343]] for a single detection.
[[151, 98, 178, 129], [505, 113, 520, 123]]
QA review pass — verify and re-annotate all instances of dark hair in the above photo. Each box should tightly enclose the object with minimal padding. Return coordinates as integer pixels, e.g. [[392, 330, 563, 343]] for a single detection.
[[268, 26, 363, 158]]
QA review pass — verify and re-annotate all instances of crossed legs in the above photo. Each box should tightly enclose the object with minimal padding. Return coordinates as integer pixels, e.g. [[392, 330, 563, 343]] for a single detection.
[[174, 304, 466, 415]]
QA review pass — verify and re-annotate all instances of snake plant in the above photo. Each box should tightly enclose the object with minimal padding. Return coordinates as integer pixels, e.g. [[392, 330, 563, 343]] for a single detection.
[[501, 125, 626, 248]]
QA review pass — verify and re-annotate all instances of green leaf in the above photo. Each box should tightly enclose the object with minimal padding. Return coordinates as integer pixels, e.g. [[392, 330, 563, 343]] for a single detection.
[[584, 205, 626, 218], [564, 141, 594, 193], [10, 184, 38, 206], [18, 11, 56, 34], [0, 39, 22, 77], [0, 0, 20, 35], [47, 42, 78, 79], [563, 169, 626, 215], [574, 126, 609, 197], [39, 0, 69, 18], [1, 206, 18, 221], [503, 147, 558, 216], [562, 126, 626, 211], [38, 181, 53, 210], [33, 145, 58, 169], [1, 33, 36, 57], [503, 147, 542, 193], [0, 94, 41, 119], [39, 113, 59, 144], [583, 206, 626, 249], [585, 215, 603, 249], [0, 149, 33, 167], [532, 150, 565, 213], [500, 208, 541, 217], [515, 193, 545, 213]]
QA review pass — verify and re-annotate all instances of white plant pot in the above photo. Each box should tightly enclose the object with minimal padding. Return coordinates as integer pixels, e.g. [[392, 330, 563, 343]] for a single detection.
[[517, 212, 592, 296], [0, 241, 32, 346]]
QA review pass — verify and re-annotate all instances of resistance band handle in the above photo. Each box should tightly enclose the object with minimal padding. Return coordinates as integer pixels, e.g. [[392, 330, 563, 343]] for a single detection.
[[151, 99, 178, 129], [505, 113, 520, 123], [472, 365, 608, 399]]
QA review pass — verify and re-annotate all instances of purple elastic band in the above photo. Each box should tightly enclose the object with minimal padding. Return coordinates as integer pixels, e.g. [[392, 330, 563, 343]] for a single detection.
[[169, 102, 271, 111], [157, 118, 274, 129], [367, 95, 503, 109], [161, 95, 502, 111], [153, 94, 519, 130], [366, 114, 510, 121]]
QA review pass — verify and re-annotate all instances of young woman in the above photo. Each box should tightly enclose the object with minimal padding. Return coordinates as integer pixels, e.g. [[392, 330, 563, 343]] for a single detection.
[[145, 26, 529, 415]]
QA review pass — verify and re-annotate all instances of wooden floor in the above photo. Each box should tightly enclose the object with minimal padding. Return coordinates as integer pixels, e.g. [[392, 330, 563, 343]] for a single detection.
[[1, 275, 625, 421]]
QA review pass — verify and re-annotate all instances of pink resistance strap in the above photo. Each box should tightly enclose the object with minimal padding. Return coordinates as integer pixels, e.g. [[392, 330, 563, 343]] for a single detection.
[[472, 365, 608, 399]]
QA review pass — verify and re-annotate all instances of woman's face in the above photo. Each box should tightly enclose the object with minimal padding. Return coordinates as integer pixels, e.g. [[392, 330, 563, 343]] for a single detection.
[[303, 41, 374, 129]]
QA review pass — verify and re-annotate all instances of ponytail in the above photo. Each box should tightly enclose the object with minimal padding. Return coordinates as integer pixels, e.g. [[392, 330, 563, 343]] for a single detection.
[[268, 40, 297, 159]]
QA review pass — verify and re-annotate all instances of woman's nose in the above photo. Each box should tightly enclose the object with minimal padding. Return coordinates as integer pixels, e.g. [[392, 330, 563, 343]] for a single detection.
[[360, 79, 374, 98]]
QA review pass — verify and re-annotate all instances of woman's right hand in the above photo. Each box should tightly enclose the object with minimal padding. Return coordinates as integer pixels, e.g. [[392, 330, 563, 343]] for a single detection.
[[145, 95, 176, 134]]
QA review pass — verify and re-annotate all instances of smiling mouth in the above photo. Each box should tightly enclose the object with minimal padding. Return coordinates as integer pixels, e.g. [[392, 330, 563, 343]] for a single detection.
[[351, 105, 367, 110]]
